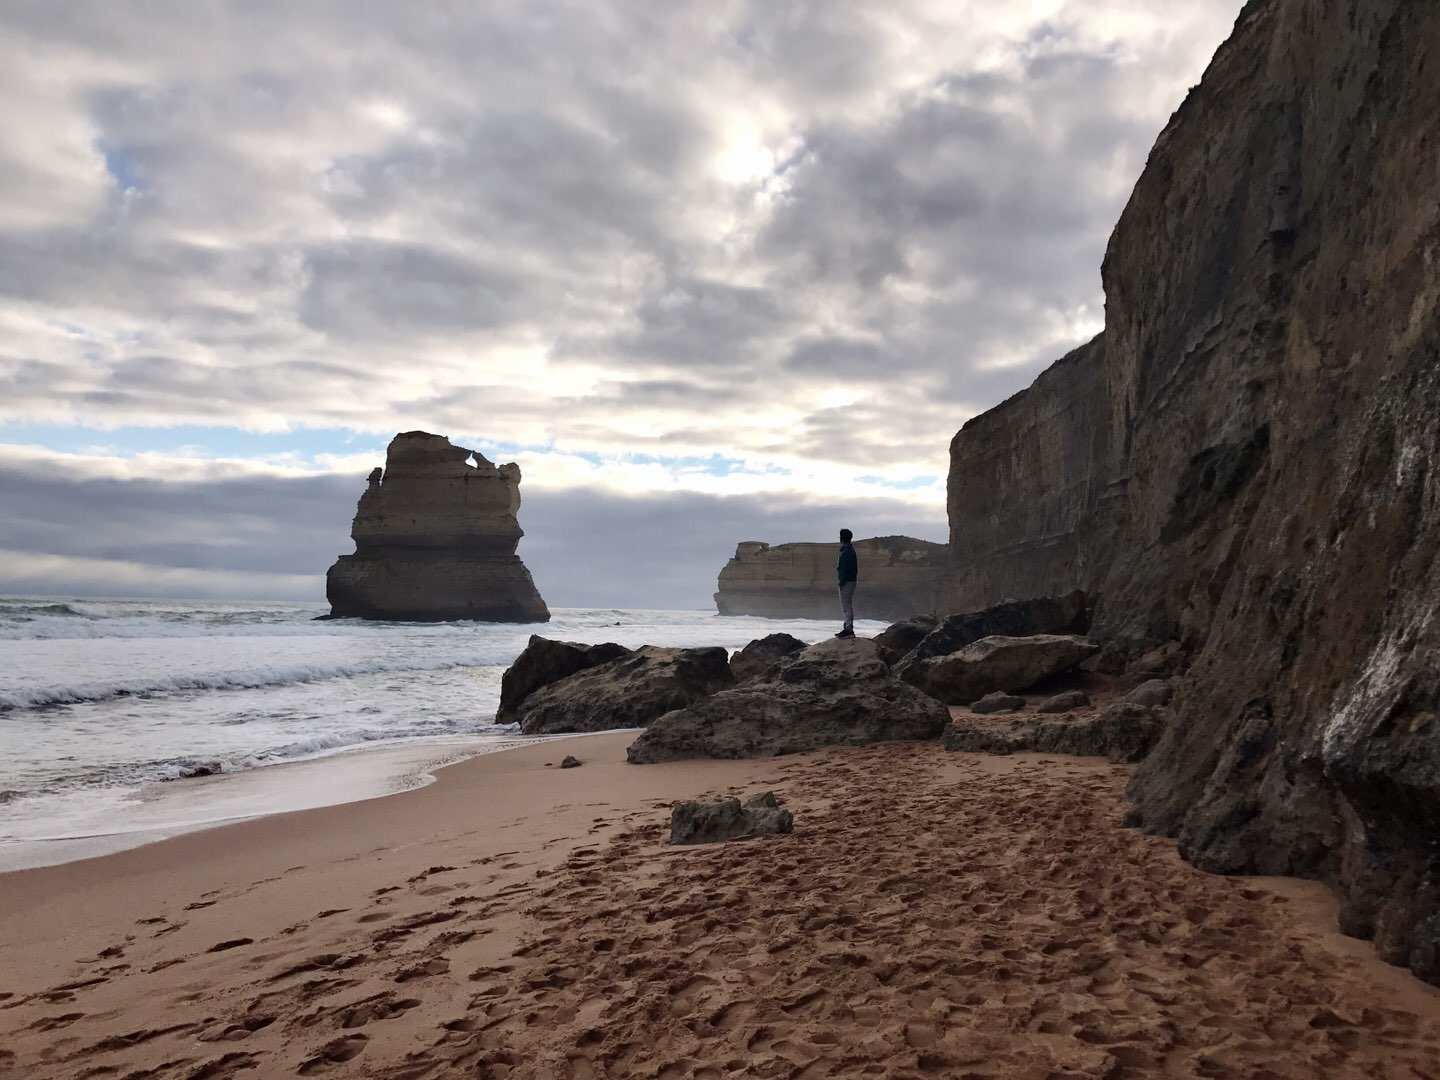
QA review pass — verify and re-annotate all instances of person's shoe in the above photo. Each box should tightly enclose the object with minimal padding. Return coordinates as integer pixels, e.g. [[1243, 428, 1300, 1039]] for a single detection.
[[835, 628, 855, 639]]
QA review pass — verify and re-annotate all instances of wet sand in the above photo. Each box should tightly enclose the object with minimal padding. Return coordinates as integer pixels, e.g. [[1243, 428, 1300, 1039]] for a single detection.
[[2, 733, 1438, 1078]]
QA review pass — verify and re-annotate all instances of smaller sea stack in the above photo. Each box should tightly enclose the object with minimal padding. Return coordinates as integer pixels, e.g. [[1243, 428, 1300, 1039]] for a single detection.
[[326, 431, 549, 622], [715, 536, 944, 622]]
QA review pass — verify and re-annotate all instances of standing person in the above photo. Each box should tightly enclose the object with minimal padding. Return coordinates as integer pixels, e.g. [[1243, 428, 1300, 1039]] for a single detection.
[[836, 528, 858, 638]]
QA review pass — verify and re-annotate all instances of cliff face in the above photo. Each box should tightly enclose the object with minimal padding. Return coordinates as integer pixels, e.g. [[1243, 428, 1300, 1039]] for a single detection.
[[715, 536, 945, 622], [326, 432, 550, 622], [946, 0, 1440, 979]]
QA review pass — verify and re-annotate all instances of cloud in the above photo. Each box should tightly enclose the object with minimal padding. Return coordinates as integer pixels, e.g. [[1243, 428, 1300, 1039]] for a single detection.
[[0, 446, 944, 608], [0, 1, 1248, 598]]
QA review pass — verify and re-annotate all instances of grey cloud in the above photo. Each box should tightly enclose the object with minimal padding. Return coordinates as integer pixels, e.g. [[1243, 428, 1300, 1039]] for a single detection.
[[0, 462, 944, 609], [0, 0, 1246, 473], [299, 241, 529, 341]]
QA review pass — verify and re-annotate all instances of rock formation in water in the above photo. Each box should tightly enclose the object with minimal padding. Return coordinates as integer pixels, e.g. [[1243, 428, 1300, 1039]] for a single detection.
[[943, 0, 1440, 980], [714, 536, 945, 621], [326, 431, 550, 622]]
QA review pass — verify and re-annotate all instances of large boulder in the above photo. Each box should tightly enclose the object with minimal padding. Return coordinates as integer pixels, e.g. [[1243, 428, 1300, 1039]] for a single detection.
[[670, 793, 793, 845], [627, 638, 948, 763], [944, 701, 1165, 764], [894, 591, 1089, 679], [496, 636, 632, 722], [516, 646, 733, 735], [730, 633, 807, 682], [873, 613, 939, 665], [906, 634, 1099, 705]]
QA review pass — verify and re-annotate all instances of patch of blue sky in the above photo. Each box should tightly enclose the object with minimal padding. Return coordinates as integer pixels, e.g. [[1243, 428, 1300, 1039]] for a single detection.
[[856, 474, 940, 491], [99, 143, 144, 193], [0, 422, 388, 462]]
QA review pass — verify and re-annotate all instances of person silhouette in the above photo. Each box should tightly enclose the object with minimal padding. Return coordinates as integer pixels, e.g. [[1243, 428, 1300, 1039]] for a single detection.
[[835, 528, 858, 638]]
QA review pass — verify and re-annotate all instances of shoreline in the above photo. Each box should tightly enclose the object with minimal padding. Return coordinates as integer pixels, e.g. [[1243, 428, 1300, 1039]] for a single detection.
[[2, 735, 1438, 1077], [0, 729, 606, 873]]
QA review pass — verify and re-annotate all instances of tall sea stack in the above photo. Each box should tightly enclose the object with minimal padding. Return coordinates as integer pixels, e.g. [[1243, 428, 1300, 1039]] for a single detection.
[[326, 432, 550, 622], [945, 1, 1440, 979]]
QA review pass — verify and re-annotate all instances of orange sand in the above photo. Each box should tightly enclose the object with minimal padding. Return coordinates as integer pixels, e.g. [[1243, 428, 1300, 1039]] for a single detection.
[[2, 734, 1438, 1078]]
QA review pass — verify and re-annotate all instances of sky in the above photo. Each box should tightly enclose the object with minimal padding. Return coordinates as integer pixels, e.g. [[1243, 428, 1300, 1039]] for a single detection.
[[0, 0, 1247, 608]]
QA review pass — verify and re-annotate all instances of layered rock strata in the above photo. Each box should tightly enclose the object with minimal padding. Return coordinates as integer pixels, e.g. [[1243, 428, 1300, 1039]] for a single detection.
[[627, 638, 948, 763], [715, 536, 945, 622], [516, 646, 734, 735], [942, 0, 1440, 979], [903, 634, 1099, 706], [326, 432, 549, 622]]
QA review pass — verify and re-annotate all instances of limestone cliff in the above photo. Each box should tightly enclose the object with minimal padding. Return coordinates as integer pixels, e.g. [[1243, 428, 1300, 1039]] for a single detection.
[[326, 432, 550, 622], [715, 536, 944, 622], [945, 0, 1440, 979]]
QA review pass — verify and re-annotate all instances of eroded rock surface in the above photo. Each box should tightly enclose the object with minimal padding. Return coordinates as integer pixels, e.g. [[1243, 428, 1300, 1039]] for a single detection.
[[904, 635, 1099, 706], [893, 592, 1089, 677], [497, 636, 632, 723], [945, 701, 1164, 764], [627, 638, 948, 763], [715, 536, 945, 622], [938, 0, 1440, 979], [669, 792, 794, 845], [517, 646, 734, 735], [874, 614, 939, 666], [326, 432, 549, 622], [730, 633, 807, 683]]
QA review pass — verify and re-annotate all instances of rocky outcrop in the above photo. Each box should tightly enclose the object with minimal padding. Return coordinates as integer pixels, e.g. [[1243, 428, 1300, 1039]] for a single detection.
[[497, 636, 632, 723], [941, 1, 1440, 979], [874, 614, 938, 666], [715, 536, 945, 622], [944, 701, 1164, 764], [670, 793, 794, 845], [326, 432, 549, 622], [903, 634, 1099, 706], [892, 592, 1089, 677], [627, 638, 949, 763], [730, 633, 807, 682], [516, 646, 734, 735]]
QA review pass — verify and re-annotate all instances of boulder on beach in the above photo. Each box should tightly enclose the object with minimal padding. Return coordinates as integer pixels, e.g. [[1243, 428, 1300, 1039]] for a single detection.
[[516, 646, 734, 735], [905, 634, 1099, 706], [1037, 690, 1092, 714], [497, 636, 632, 722], [730, 632, 807, 683], [670, 792, 793, 845], [1124, 679, 1174, 709], [626, 638, 949, 763], [971, 691, 1026, 714], [944, 700, 1166, 764], [873, 613, 939, 666], [894, 592, 1089, 677]]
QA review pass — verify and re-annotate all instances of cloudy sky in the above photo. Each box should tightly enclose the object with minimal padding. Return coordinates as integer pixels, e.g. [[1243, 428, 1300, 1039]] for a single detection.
[[0, 0, 1245, 607]]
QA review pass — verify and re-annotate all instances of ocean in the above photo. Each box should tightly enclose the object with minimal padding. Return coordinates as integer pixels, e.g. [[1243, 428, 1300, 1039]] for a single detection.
[[0, 597, 881, 870]]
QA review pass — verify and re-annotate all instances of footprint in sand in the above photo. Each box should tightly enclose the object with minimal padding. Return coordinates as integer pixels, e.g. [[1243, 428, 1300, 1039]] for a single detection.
[[297, 1033, 368, 1074]]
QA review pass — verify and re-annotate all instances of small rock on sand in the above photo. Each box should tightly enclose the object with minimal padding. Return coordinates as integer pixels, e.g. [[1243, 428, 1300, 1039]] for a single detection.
[[559, 755, 582, 769], [670, 792, 793, 845], [972, 691, 1026, 714], [1037, 690, 1091, 713]]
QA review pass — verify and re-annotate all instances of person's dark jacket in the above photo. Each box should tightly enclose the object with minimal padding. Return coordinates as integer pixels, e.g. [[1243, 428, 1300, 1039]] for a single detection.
[[837, 543, 858, 586]]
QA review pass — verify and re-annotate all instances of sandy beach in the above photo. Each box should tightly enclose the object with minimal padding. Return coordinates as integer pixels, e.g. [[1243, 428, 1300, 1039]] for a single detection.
[[3, 733, 1439, 1079]]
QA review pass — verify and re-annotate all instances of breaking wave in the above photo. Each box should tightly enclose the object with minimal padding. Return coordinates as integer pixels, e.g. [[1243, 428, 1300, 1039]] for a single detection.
[[0, 656, 482, 712]]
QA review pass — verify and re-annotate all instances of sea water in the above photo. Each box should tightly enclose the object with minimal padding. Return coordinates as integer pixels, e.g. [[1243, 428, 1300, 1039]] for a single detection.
[[0, 597, 883, 869]]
